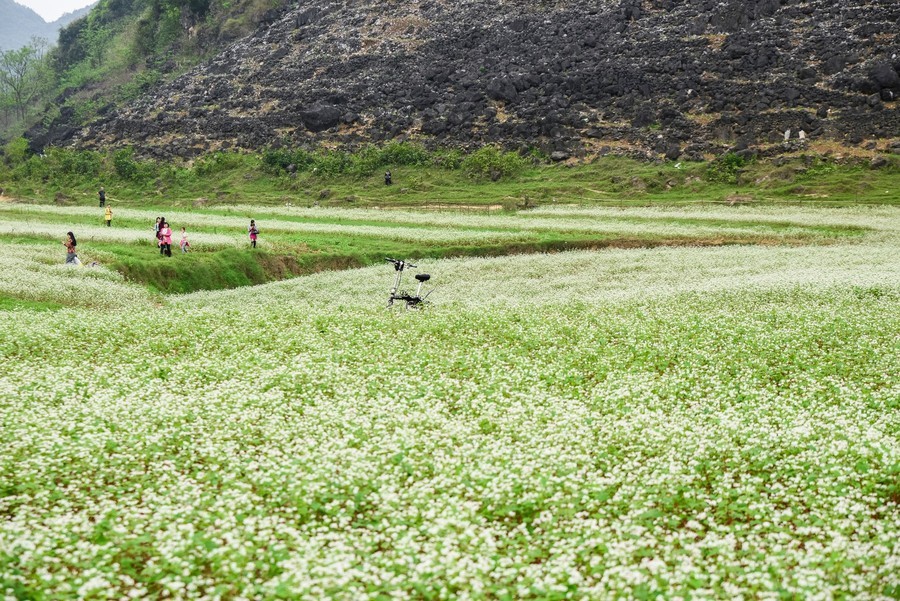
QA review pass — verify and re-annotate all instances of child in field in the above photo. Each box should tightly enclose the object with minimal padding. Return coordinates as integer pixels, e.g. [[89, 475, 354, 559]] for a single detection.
[[104, 205, 112, 227], [180, 227, 190, 253], [248, 220, 259, 249]]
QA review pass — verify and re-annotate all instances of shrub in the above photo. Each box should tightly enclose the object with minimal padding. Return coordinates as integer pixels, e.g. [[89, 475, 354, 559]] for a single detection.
[[113, 148, 140, 180], [261, 147, 316, 175], [312, 150, 352, 177], [461, 146, 528, 180], [2, 138, 30, 167], [113, 147, 155, 181], [705, 152, 748, 184], [118, 69, 162, 103], [380, 142, 429, 167], [347, 145, 383, 177], [193, 151, 244, 177], [431, 148, 464, 170]]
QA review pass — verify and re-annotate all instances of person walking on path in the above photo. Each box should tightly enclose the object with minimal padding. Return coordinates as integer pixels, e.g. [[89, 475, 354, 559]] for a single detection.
[[104, 205, 113, 227], [159, 221, 173, 256], [180, 227, 190, 253], [63, 231, 78, 264], [248, 220, 259, 249], [98, 186, 106, 207]]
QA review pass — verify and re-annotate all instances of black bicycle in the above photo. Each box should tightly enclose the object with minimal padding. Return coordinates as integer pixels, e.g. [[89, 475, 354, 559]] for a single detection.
[[386, 258, 434, 309]]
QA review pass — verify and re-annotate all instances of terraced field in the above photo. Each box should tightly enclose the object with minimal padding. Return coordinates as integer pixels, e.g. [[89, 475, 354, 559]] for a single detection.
[[0, 202, 898, 599]]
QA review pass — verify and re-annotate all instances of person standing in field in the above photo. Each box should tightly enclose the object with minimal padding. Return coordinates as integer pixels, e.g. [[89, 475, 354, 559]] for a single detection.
[[63, 231, 78, 264], [248, 220, 259, 249], [98, 186, 106, 207], [159, 221, 172, 257], [156, 216, 167, 252], [180, 227, 190, 253], [104, 205, 112, 227]]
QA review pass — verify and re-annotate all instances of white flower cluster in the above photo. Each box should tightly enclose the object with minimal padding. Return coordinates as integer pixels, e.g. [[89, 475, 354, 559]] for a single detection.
[[5, 201, 886, 246], [0, 206, 530, 245], [0, 219, 242, 249], [0, 205, 897, 599], [0, 242, 153, 308]]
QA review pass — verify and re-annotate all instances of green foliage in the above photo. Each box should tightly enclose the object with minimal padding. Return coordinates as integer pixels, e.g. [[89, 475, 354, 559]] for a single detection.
[[0, 145, 102, 185], [431, 148, 464, 170], [461, 146, 528, 180], [0, 40, 53, 129], [113, 147, 155, 181], [2, 138, 30, 166], [56, 17, 90, 66], [113, 248, 274, 293], [113, 147, 140, 180], [70, 98, 104, 124], [796, 158, 838, 180], [219, 17, 248, 40], [705, 152, 748, 184], [262, 142, 527, 181], [41, 147, 103, 179], [379, 142, 430, 167], [2, 144, 899, 207], [261, 146, 315, 174], [311, 150, 353, 177], [262, 142, 433, 178], [117, 69, 161, 103], [192, 151, 245, 177]]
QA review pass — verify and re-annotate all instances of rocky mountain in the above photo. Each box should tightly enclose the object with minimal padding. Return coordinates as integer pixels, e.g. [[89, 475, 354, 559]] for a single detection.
[[0, 0, 93, 51], [30, 0, 900, 160]]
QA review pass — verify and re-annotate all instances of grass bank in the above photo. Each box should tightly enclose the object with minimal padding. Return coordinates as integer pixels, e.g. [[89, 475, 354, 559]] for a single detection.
[[3, 141, 899, 209]]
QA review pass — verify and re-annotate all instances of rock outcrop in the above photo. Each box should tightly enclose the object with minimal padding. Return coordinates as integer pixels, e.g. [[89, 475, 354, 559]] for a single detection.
[[30, 0, 900, 159]]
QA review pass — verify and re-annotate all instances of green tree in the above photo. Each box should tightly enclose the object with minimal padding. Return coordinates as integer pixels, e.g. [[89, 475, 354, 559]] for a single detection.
[[0, 38, 50, 122]]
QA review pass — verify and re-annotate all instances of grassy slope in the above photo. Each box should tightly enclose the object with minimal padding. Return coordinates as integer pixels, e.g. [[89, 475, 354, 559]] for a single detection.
[[4, 154, 900, 208]]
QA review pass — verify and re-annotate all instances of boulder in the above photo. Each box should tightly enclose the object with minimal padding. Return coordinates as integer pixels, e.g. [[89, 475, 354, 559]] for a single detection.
[[485, 77, 519, 102], [822, 55, 847, 75], [869, 156, 889, 169], [871, 62, 900, 89], [664, 144, 681, 161], [299, 104, 342, 132]]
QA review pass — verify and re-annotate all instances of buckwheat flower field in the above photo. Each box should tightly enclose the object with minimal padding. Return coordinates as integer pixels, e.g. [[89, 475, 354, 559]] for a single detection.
[[0, 205, 898, 599]]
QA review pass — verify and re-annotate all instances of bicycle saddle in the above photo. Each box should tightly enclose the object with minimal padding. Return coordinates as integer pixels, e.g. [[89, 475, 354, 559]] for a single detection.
[[415, 274, 431, 282]]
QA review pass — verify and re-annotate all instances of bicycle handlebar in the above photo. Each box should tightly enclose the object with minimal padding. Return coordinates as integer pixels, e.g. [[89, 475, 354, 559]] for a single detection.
[[385, 258, 417, 269]]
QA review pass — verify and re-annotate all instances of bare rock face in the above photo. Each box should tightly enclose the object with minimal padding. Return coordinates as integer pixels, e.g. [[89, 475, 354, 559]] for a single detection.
[[31, 0, 900, 159]]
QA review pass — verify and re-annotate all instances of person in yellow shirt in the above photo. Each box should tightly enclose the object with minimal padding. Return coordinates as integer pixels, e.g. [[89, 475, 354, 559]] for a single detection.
[[104, 205, 112, 227]]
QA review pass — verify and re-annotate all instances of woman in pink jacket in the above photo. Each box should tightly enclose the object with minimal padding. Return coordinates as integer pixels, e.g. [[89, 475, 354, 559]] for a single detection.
[[159, 221, 173, 256]]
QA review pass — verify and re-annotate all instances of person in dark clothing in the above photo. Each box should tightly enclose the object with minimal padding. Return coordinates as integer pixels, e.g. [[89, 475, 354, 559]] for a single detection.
[[384, 170, 392, 185], [98, 187, 106, 207]]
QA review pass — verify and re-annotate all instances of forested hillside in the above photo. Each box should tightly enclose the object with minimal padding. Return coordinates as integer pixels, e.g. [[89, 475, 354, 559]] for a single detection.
[[0, 0, 279, 141]]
